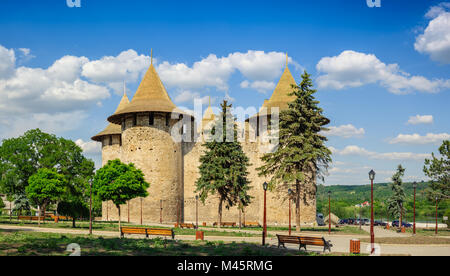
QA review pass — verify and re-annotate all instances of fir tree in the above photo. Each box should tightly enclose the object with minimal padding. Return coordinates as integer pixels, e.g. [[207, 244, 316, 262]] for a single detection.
[[257, 71, 332, 231], [195, 100, 252, 228], [387, 165, 406, 227]]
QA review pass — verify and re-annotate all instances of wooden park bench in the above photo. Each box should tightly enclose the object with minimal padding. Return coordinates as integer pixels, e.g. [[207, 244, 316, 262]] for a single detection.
[[213, 222, 236, 227], [244, 221, 260, 228], [276, 234, 333, 253], [179, 223, 196, 229], [120, 227, 175, 239], [18, 216, 46, 221]]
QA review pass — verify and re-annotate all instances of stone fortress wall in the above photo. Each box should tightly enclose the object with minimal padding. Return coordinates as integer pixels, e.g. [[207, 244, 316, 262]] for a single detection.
[[95, 55, 317, 226]]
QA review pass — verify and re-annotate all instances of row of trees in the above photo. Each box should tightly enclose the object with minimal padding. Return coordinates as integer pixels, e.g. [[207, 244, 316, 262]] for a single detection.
[[0, 129, 97, 227], [0, 128, 150, 233], [316, 140, 449, 226], [387, 140, 449, 226]]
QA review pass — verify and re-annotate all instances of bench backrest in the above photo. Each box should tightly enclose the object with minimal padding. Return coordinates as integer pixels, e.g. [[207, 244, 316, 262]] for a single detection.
[[121, 227, 147, 234], [277, 235, 301, 244], [147, 228, 173, 236], [298, 236, 325, 246]]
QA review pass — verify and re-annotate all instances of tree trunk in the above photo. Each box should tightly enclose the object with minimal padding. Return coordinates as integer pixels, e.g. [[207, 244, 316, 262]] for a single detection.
[[295, 180, 301, 232], [118, 205, 121, 238], [218, 199, 223, 229], [9, 201, 12, 222], [37, 206, 41, 227], [72, 218, 76, 228]]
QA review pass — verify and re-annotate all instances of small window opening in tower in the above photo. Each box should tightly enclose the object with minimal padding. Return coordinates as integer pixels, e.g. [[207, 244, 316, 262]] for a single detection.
[[165, 113, 170, 127], [149, 112, 154, 126]]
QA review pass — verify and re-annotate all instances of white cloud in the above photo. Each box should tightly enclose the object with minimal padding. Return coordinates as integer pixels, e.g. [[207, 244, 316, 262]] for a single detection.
[[174, 90, 209, 105], [0, 45, 15, 79], [407, 114, 434, 125], [0, 45, 112, 139], [332, 145, 430, 161], [316, 50, 450, 94], [157, 50, 297, 92], [415, 7, 450, 64], [240, 80, 275, 93], [389, 133, 450, 145], [0, 111, 88, 139], [82, 49, 150, 93], [325, 124, 365, 138], [75, 139, 102, 154], [425, 2, 450, 19]]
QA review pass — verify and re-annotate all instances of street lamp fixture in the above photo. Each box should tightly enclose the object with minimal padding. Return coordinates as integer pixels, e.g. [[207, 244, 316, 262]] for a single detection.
[[369, 170, 375, 181], [263, 181, 268, 191]]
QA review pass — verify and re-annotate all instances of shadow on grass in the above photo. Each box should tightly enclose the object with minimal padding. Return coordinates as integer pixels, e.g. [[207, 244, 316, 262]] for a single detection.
[[0, 229, 311, 256]]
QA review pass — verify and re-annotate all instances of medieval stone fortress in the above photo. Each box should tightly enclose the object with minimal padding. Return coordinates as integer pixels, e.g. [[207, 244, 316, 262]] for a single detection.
[[91, 54, 316, 226]]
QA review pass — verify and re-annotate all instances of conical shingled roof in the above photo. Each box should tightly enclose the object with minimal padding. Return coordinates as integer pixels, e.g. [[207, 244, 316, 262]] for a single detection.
[[91, 91, 130, 141], [247, 58, 296, 121], [108, 62, 188, 124], [201, 97, 216, 132], [263, 65, 296, 111]]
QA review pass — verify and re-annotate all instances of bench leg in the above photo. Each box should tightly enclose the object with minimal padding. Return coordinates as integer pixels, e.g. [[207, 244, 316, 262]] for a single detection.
[[299, 244, 306, 251]]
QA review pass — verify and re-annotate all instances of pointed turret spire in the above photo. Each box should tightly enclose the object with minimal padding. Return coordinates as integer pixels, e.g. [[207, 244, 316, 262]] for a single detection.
[[108, 50, 187, 124], [91, 84, 130, 141], [264, 55, 296, 111]]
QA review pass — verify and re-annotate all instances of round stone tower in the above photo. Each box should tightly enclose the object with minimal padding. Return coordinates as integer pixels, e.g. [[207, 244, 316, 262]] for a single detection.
[[107, 57, 189, 223], [91, 86, 130, 221]]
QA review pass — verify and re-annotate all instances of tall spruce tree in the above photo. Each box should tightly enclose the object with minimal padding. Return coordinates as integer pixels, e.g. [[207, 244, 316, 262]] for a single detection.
[[195, 100, 252, 228], [387, 165, 406, 227], [257, 71, 332, 231]]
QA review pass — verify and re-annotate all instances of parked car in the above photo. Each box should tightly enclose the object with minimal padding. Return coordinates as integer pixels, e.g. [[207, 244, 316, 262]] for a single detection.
[[374, 220, 387, 226], [338, 218, 349, 225], [392, 220, 412, 228]]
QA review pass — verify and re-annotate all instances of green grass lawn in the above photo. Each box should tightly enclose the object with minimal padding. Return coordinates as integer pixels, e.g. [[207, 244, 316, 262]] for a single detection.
[[403, 228, 450, 236], [0, 218, 266, 238], [0, 229, 322, 256]]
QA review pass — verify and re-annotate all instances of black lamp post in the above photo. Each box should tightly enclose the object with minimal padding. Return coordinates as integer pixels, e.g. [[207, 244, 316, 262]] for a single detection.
[[288, 188, 293, 235], [369, 169, 376, 254], [413, 181, 417, 235], [89, 179, 92, 235], [262, 181, 268, 246], [435, 196, 438, 235], [328, 191, 331, 235], [195, 195, 199, 229]]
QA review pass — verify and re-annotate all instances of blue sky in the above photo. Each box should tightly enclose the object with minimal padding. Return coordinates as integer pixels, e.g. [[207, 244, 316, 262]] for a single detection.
[[0, 0, 449, 185]]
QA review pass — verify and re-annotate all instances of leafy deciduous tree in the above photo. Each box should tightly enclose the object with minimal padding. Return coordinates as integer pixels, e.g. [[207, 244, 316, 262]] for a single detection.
[[26, 168, 66, 226], [93, 159, 149, 236]]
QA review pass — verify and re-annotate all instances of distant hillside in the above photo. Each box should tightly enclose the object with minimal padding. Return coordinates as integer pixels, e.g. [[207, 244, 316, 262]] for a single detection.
[[316, 182, 449, 221], [317, 181, 429, 205]]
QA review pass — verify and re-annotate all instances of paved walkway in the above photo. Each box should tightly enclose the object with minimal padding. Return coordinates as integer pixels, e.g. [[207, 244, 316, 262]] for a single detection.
[[0, 224, 449, 256]]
